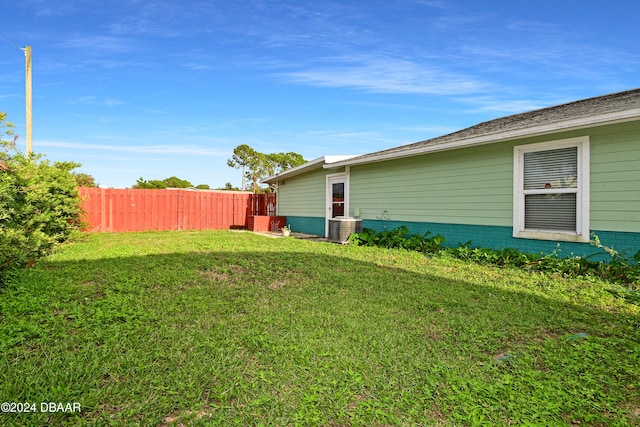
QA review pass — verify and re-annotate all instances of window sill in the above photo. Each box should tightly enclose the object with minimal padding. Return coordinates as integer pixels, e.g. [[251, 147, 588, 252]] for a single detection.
[[513, 229, 589, 243]]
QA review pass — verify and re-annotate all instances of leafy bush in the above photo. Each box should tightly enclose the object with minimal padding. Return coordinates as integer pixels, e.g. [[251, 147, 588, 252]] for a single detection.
[[349, 226, 640, 289], [349, 226, 445, 253], [0, 113, 83, 283]]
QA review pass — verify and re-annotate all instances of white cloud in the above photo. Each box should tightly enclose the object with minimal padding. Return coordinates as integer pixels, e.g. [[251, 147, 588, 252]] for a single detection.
[[37, 140, 229, 157], [58, 35, 136, 53], [465, 98, 550, 114], [278, 55, 487, 95], [391, 125, 459, 135], [305, 130, 385, 141], [69, 96, 125, 107]]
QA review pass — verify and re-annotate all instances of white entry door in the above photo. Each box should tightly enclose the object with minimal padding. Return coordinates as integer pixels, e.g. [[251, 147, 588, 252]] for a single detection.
[[326, 174, 348, 235]]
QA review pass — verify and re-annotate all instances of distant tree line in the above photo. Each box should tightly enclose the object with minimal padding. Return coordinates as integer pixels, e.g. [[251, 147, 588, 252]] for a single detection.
[[131, 145, 305, 192], [131, 177, 245, 191], [73, 172, 98, 187], [132, 176, 211, 190]]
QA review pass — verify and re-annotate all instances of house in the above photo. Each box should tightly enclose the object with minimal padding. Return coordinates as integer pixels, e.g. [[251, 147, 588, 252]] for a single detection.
[[263, 89, 640, 258]]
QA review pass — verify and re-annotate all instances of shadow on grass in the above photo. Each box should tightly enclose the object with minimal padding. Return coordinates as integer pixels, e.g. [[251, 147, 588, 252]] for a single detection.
[[2, 247, 639, 426]]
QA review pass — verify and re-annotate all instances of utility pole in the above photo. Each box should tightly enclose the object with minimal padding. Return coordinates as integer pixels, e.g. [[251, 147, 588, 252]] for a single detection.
[[23, 45, 33, 155]]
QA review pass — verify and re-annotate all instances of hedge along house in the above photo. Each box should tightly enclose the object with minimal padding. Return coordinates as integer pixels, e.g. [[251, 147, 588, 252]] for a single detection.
[[263, 89, 640, 258]]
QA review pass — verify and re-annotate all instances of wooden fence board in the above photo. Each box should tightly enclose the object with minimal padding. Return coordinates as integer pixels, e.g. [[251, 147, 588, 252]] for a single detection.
[[78, 187, 261, 233]]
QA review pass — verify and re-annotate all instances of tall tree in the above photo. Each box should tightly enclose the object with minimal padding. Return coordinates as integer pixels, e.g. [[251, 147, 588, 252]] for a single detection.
[[227, 144, 259, 192], [227, 145, 305, 193], [267, 152, 305, 175]]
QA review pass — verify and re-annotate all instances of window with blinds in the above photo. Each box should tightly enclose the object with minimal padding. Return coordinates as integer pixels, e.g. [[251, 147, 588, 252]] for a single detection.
[[523, 147, 578, 232], [513, 137, 589, 242]]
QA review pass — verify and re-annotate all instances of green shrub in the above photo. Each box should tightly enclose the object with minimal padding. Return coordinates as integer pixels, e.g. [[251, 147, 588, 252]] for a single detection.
[[0, 113, 83, 283], [349, 225, 639, 290], [349, 226, 445, 253]]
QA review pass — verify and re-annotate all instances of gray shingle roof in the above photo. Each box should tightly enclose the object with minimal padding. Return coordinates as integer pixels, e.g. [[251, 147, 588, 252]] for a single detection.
[[336, 88, 640, 165]]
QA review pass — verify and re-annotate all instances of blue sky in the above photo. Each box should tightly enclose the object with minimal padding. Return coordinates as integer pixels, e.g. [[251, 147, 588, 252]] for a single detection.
[[1, 0, 639, 189]]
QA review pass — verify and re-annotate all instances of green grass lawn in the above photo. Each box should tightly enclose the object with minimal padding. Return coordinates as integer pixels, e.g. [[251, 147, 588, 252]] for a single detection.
[[1, 230, 639, 426]]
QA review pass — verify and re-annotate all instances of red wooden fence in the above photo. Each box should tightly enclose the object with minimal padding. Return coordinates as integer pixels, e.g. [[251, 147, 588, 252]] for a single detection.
[[79, 187, 256, 232], [249, 193, 277, 216]]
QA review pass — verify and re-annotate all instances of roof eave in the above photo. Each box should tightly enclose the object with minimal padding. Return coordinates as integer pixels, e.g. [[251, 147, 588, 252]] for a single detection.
[[328, 108, 640, 168], [261, 155, 359, 184], [261, 156, 326, 184]]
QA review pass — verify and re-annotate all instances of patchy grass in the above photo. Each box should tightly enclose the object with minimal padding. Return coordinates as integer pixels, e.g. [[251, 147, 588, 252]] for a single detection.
[[1, 230, 639, 426]]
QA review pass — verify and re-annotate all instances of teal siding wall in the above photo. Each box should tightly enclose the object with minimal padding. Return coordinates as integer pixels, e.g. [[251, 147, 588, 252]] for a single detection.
[[285, 216, 326, 236], [362, 219, 640, 260]]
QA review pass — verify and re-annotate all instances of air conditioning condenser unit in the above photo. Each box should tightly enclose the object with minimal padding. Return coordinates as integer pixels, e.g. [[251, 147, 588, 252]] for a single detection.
[[328, 217, 363, 243]]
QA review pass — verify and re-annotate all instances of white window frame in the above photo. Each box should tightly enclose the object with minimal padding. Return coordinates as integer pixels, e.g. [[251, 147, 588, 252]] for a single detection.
[[513, 136, 590, 242]]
